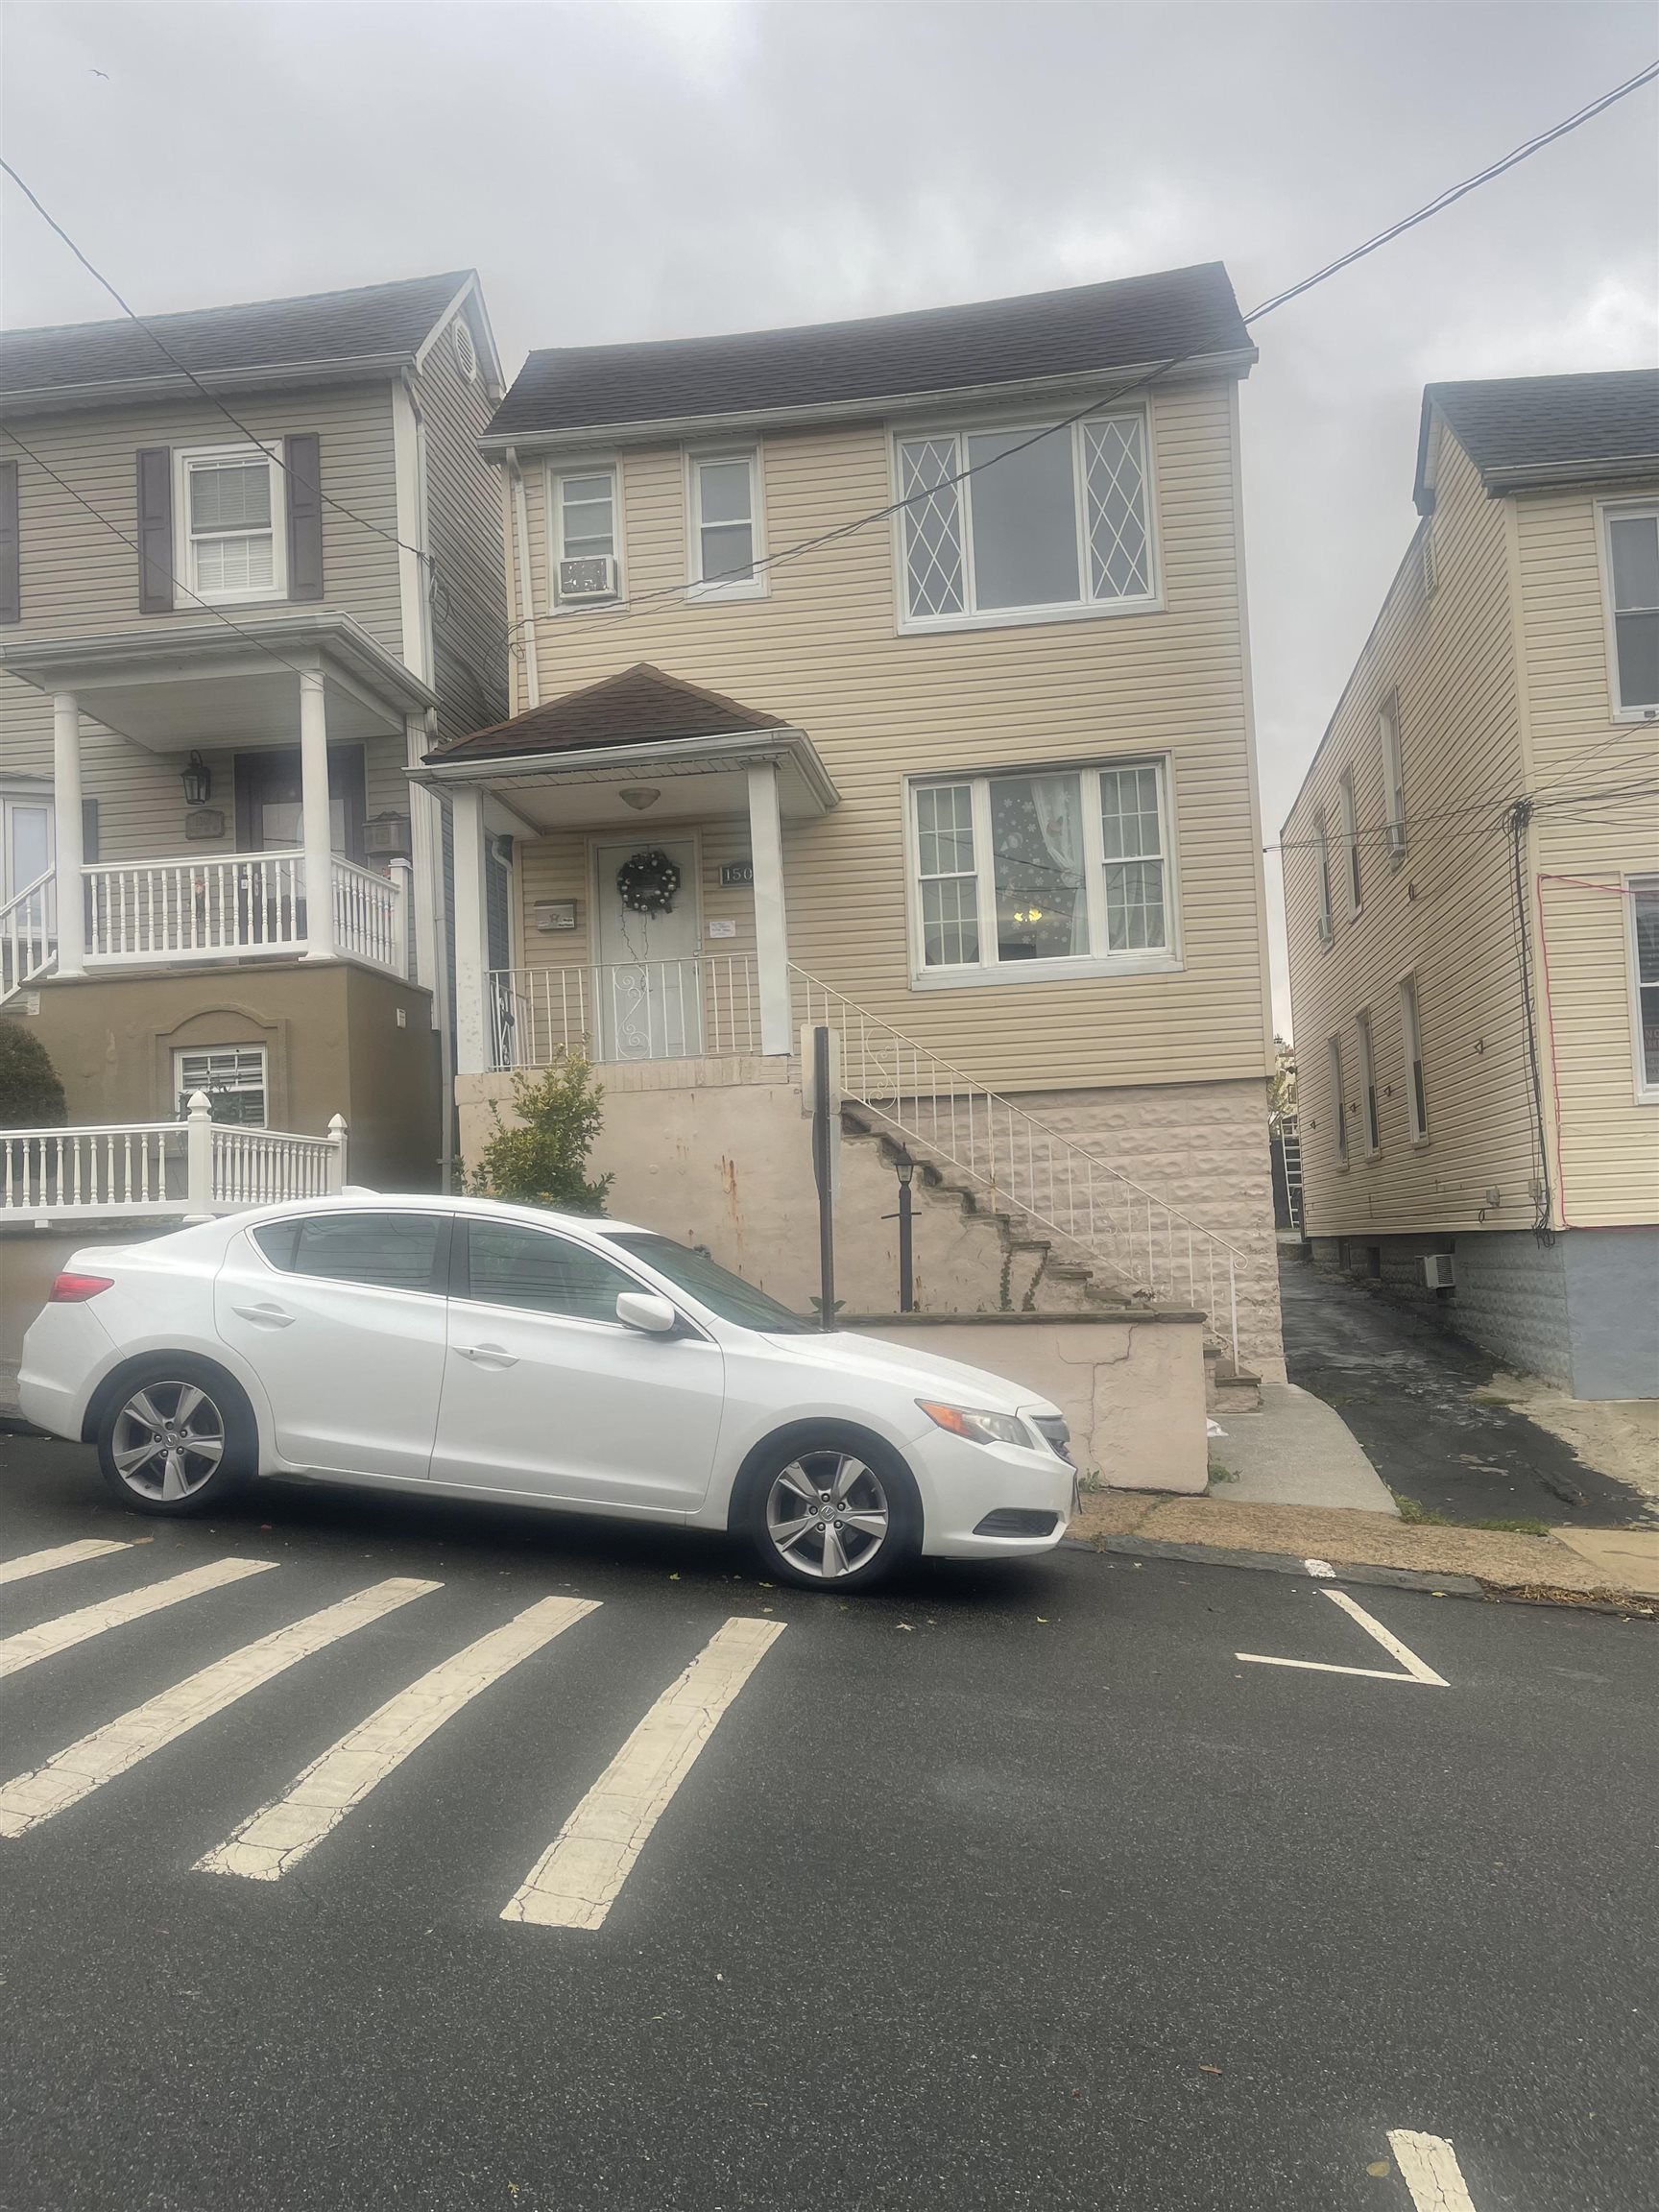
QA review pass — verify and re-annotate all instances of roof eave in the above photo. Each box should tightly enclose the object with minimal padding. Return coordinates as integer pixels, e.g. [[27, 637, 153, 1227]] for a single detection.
[[0, 351, 416, 419], [1479, 454, 1659, 496], [0, 611, 437, 712], [478, 346, 1259, 456], [416, 725, 841, 812]]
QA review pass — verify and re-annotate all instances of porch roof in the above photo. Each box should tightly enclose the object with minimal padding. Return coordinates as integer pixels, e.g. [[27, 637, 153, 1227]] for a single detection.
[[418, 662, 839, 824]]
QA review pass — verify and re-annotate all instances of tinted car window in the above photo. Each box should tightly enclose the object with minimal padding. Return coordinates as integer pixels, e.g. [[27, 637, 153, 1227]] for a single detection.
[[464, 1220, 638, 1324], [604, 1232, 809, 1332], [258, 1212, 444, 1293]]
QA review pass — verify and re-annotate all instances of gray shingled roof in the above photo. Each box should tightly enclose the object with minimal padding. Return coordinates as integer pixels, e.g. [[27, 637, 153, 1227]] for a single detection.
[[0, 272, 472, 405], [486, 262, 1251, 443], [1417, 370, 1659, 507]]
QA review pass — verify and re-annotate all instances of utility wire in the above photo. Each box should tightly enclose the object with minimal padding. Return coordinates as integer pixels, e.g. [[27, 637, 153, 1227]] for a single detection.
[[0, 156, 435, 572]]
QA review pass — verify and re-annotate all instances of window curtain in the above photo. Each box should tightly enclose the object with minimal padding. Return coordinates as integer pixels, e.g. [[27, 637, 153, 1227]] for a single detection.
[[1031, 775, 1089, 954]]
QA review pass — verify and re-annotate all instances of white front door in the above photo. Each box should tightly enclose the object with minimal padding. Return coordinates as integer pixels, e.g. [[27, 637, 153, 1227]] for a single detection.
[[592, 835, 701, 1060], [2, 793, 53, 902]]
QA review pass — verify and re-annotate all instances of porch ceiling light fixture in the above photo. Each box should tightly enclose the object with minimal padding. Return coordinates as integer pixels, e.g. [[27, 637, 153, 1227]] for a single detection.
[[618, 786, 661, 811], [180, 751, 212, 806]]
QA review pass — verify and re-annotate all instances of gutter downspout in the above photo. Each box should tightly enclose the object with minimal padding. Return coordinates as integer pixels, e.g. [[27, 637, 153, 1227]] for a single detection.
[[505, 445, 541, 709]]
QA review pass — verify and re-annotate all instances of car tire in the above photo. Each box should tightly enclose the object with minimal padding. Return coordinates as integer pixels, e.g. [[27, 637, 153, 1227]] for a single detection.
[[95, 1358, 255, 1518], [744, 1427, 921, 1594]]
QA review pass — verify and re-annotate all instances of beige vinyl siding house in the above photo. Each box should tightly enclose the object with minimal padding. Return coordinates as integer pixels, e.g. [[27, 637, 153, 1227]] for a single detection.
[[0, 273, 508, 1193], [430, 265, 1284, 1373], [1284, 370, 1659, 1398]]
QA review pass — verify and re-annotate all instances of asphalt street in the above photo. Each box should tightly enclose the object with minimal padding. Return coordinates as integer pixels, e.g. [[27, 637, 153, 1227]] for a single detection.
[[1, 1429, 1654, 2212]]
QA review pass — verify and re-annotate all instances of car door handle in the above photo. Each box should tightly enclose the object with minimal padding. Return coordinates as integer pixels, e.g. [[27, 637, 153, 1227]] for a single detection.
[[232, 1302, 296, 1328], [456, 1343, 517, 1368]]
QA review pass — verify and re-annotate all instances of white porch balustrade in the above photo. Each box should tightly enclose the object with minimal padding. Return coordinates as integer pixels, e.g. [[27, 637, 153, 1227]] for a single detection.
[[487, 956, 760, 1070], [0, 1093, 347, 1222]]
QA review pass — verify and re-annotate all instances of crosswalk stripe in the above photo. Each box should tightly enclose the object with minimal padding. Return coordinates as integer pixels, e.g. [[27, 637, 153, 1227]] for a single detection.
[[0, 1540, 132, 1586], [196, 1594, 600, 1882], [1387, 2130, 1479, 2210], [0, 1576, 437, 1839], [501, 1614, 784, 1931], [0, 1557, 276, 1681]]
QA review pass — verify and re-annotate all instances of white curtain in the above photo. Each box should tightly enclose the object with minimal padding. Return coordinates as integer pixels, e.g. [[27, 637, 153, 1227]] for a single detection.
[[1032, 775, 1089, 954]]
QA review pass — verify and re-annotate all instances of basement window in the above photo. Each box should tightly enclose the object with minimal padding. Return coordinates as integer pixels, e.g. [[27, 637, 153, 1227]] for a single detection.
[[175, 1045, 267, 1126]]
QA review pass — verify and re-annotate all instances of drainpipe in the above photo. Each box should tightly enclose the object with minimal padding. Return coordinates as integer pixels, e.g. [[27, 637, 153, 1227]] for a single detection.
[[505, 445, 541, 709]]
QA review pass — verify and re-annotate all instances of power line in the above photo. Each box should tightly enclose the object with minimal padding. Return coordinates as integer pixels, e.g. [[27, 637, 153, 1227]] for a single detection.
[[0, 156, 434, 572], [496, 54, 1659, 648]]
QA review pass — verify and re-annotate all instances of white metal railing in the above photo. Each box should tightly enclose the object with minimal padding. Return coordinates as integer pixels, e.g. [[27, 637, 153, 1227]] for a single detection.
[[0, 871, 56, 1008], [332, 854, 407, 974], [487, 957, 760, 1070], [790, 965, 1248, 1361], [85, 851, 306, 964], [1, 1092, 347, 1222]]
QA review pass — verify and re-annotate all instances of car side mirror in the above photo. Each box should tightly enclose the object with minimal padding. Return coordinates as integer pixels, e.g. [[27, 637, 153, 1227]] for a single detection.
[[615, 1290, 679, 1336]]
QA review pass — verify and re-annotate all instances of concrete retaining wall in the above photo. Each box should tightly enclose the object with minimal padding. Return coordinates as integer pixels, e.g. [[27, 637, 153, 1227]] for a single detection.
[[847, 1310, 1209, 1494]]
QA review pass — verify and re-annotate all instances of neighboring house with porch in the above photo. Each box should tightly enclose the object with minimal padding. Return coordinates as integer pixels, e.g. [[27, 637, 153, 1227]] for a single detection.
[[0, 270, 508, 1190], [1283, 370, 1659, 1398], [425, 263, 1284, 1377]]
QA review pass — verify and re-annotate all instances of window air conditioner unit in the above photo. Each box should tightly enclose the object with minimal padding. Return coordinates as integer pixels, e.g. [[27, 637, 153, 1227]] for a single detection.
[[1422, 1254, 1455, 1289], [559, 555, 617, 601], [362, 812, 412, 859]]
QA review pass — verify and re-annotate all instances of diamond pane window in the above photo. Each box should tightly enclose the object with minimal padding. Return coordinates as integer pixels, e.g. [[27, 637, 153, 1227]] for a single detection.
[[1100, 765, 1167, 951], [1083, 416, 1150, 600], [898, 439, 966, 618]]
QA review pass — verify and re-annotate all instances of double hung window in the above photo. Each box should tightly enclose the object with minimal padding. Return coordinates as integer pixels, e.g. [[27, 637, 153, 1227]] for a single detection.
[[689, 450, 764, 596], [1355, 1012, 1380, 1154], [1629, 877, 1659, 1097], [910, 759, 1174, 979], [179, 445, 284, 602], [1603, 507, 1659, 713], [552, 466, 619, 603], [1379, 695, 1407, 858], [1315, 817, 1334, 944], [896, 409, 1155, 628], [1400, 974, 1429, 1142], [1339, 770, 1362, 915], [1328, 1035, 1348, 1166]]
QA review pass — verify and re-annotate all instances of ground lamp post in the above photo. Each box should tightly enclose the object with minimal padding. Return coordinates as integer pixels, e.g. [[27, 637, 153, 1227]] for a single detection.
[[887, 1148, 915, 1312]]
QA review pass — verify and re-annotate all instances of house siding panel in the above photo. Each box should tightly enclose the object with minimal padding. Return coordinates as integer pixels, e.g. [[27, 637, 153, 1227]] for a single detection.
[[416, 317, 510, 748]]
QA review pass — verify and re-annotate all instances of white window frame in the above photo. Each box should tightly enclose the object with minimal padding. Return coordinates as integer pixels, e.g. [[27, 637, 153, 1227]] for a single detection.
[[685, 445, 767, 601], [903, 757, 1181, 988], [1379, 693, 1407, 860], [174, 442, 286, 606], [174, 1044, 268, 1126], [1339, 768, 1362, 917], [890, 400, 1162, 636], [1315, 814, 1334, 946], [546, 456, 623, 613], [1626, 872, 1659, 1105], [1355, 1009, 1381, 1155], [1399, 972, 1429, 1143], [1328, 1033, 1348, 1168], [1597, 499, 1659, 721]]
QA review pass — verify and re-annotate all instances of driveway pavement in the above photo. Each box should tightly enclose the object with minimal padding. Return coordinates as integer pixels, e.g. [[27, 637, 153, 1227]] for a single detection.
[[1280, 1255, 1655, 1528], [2, 1427, 1654, 2212]]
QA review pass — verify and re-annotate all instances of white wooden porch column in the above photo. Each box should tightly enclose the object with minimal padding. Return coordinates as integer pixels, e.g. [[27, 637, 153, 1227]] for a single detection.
[[299, 670, 336, 961], [746, 759, 790, 1056], [52, 691, 85, 977], [451, 782, 491, 1076]]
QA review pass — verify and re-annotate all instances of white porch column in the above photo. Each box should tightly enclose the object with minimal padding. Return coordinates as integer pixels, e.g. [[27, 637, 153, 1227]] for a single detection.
[[747, 759, 790, 1056], [404, 712, 443, 1003], [52, 691, 85, 976], [299, 670, 336, 960], [451, 782, 491, 1076]]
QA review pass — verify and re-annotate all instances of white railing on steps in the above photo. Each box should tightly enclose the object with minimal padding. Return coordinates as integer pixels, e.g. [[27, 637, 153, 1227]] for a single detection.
[[789, 965, 1245, 1362], [0, 871, 56, 1008]]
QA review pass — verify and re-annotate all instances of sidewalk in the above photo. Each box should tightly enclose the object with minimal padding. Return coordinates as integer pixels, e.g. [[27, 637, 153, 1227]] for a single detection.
[[1207, 1379, 1397, 1513], [1072, 1489, 1659, 1613]]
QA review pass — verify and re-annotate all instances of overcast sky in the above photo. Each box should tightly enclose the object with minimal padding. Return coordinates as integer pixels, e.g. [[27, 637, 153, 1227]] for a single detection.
[[3, 1, 1655, 1027]]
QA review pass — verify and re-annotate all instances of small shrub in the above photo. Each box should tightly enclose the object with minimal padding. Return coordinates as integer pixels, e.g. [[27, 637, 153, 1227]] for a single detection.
[[468, 1055, 613, 1214], [0, 1025, 65, 1128]]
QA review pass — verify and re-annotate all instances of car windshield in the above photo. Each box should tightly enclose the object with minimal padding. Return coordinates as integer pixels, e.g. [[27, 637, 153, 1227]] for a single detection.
[[604, 1234, 812, 1334]]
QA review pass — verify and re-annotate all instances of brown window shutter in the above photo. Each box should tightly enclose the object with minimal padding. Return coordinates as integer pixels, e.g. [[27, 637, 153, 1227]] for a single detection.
[[285, 434, 324, 601], [136, 447, 174, 613], [0, 459, 19, 624]]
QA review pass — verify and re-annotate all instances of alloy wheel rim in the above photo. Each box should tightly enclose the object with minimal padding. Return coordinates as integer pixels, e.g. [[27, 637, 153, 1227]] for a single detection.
[[765, 1451, 889, 1579], [111, 1382, 225, 1503]]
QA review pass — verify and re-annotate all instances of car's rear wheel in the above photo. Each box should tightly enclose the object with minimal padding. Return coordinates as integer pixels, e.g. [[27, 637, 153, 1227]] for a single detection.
[[746, 1429, 920, 1592], [96, 1359, 254, 1517]]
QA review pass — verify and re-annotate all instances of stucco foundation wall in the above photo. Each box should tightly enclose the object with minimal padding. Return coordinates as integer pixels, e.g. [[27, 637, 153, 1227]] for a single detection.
[[12, 963, 440, 1192], [848, 1313, 1208, 1494], [998, 1078, 1283, 1377]]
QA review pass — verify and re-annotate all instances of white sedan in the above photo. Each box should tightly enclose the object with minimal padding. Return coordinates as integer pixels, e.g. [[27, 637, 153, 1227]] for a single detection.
[[19, 1195, 1075, 1593]]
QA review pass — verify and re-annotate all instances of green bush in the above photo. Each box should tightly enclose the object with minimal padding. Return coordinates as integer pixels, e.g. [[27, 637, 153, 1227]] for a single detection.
[[468, 1055, 613, 1214], [0, 1024, 65, 1128]]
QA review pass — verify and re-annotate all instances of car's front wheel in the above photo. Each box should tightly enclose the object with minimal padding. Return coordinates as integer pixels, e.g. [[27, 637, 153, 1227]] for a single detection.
[[745, 1429, 920, 1592], [96, 1359, 254, 1517]]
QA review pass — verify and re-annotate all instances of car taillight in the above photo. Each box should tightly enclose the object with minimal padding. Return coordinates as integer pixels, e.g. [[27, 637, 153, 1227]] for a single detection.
[[49, 1273, 114, 1303]]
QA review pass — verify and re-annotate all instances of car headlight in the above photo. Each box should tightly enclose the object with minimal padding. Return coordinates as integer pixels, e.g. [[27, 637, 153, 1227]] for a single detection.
[[918, 1400, 1032, 1449]]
